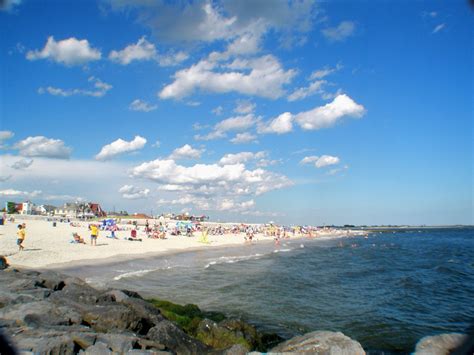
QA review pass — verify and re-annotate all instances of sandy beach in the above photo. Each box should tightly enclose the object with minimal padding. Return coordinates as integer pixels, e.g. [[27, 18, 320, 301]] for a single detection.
[[0, 217, 364, 269]]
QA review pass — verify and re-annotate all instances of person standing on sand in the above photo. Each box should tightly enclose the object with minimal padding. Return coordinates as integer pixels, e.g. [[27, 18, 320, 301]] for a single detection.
[[17, 224, 25, 251], [90, 224, 99, 246]]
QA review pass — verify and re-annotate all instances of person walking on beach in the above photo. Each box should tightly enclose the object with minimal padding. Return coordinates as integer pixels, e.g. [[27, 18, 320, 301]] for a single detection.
[[17, 224, 25, 251], [90, 224, 99, 246]]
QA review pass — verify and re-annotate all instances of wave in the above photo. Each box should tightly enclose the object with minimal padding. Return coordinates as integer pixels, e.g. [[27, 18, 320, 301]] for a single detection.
[[204, 253, 263, 269], [273, 248, 293, 253], [113, 266, 172, 281]]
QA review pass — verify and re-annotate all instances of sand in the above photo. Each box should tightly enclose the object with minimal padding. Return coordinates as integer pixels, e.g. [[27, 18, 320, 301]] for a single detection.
[[0, 217, 364, 269], [0, 217, 275, 269]]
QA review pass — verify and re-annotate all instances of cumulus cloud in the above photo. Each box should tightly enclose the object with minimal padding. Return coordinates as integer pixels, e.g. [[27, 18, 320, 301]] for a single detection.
[[234, 99, 256, 114], [11, 158, 33, 170], [230, 132, 258, 144], [288, 80, 326, 101], [218, 151, 266, 165], [212, 106, 223, 116], [0, 130, 14, 148], [26, 36, 101, 66], [300, 156, 319, 165], [109, 37, 157, 65], [157, 51, 189, 67], [158, 55, 296, 100], [294, 94, 366, 130], [119, 184, 150, 199], [108, 0, 316, 46], [0, 0, 22, 11], [169, 144, 204, 160], [14, 136, 72, 159], [300, 155, 340, 168], [257, 112, 293, 134], [315, 155, 340, 168], [95, 136, 147, 161], [196, 114, 259, 141], [322, 21, 356, 42], [130, 157, 293, 211], [129, 99, 157, 112], [38, 77, 112, 98]]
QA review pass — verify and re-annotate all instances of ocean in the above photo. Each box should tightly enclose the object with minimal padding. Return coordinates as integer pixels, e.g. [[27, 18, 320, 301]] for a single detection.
[[61, 227, 474, 353]]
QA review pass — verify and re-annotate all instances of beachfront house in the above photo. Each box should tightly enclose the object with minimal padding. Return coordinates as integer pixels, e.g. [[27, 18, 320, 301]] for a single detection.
[[54, 202, 106, 219], [35, 204, 56, 216]]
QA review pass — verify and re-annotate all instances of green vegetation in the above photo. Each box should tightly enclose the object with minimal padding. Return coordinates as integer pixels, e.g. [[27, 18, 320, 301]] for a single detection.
[[147, 298, 226, 334]]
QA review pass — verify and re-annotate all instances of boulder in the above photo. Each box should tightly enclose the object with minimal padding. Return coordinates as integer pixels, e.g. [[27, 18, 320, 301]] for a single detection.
[[147, 319, 210, 355], [270, 330, 365, 355], [196, 318, 259, 351], [413, 333, 467, 355]]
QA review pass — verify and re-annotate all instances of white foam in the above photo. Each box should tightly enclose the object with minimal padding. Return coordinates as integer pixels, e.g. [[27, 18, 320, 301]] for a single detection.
[[204, 253, 263, 269], [113, 266, 172, 281]]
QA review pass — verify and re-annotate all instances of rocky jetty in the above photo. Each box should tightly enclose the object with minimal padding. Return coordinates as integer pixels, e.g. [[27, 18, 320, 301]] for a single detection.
[[413, 333, 469, 355], [0, 267, 284, 354]]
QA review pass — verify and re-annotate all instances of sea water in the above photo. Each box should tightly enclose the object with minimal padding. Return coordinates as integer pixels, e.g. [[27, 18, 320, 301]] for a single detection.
[[62, 227, 474, 352]]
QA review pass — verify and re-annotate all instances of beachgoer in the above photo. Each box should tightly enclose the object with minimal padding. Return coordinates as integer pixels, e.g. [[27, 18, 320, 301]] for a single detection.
[[17, 224, 25, 251], [90, 224, 99, 246], [72, 232, 85, 244]]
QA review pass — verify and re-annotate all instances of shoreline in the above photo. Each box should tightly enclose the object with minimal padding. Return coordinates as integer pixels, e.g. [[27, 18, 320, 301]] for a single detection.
[[0, 216, 363, 270]]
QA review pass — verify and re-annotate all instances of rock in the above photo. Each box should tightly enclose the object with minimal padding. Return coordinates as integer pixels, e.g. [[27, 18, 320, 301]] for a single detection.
[[270, 330, 365, 354], [196, 318, 259, 351], [34, 271, 66, 291], [11, 329, 79, 354], [219, 344, 249, 355], [80, 341, 112, 354], [0, 255, 8, 269], [81, 304, 153, 334], [147, 320, 209, 355], [0, 300, 82, 327], [413, 333, 467, 355], [104, 289, 130, 303]]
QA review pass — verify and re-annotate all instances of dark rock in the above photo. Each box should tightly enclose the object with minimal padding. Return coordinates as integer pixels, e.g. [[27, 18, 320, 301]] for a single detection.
[[121, 289, 144, 299], [147, 320, 210, 355], [34, 271, 66, 291], [0, 255, 9, 270], [413, 333, 467, 355], [11, 330, 80, 354], [270, 330, 366, 354]]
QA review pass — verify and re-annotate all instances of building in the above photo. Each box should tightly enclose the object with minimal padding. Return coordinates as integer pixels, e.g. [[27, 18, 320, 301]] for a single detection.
[[54, 202, 106, 219], [35, 204, 56, 216]]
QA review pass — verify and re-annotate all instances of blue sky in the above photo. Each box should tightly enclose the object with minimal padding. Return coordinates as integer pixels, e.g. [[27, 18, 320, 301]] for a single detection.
[[0, 0, 472, 225]]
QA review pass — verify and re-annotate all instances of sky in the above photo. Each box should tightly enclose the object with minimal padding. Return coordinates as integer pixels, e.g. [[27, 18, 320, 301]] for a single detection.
[[0, 0, 472, 225]]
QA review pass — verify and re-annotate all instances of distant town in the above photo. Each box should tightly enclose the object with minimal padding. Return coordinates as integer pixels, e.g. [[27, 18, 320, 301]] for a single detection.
[[3, 199, 209, 222]]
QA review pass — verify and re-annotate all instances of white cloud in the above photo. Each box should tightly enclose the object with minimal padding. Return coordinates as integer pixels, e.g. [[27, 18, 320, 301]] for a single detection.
[[215, 113, 258, 132], [14, 136, 72, 159], [11, 158, 33, 170], [300, 156, 319, 165], [38, 77, 112, 98], [95, 136, 147, 161], [157, 51, 189, 67], [315, 155, 340, 168], [300, 154, 340, 168], [109, 36, 157, 65], [212, 106, 223, 116], [294, 94, 366, 130], [129, 99, 157, 112], [257, 112, 293, 134], [169, 144, 204, 160], [152, 140, 161, 148], [26, 36, 101, 66], [287, 80, 326, 102], [218, 151, 266, 165], [322, 21, 356, 42], [109, 0, 315, 43], [130, 158, 293, 209], [432, 23, 446, 34], [0, 189, 41, 198], [158, 55, 296, 100], [0, 130, 14, 148], [0, 175, 12, 182], [197, 113, 259, 141], [0, 131, 14, 141], [234, 100, 256, 114], [230, 132, 258, 144], [309, 63, 343, 80], [119, 184, 150, 199]]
